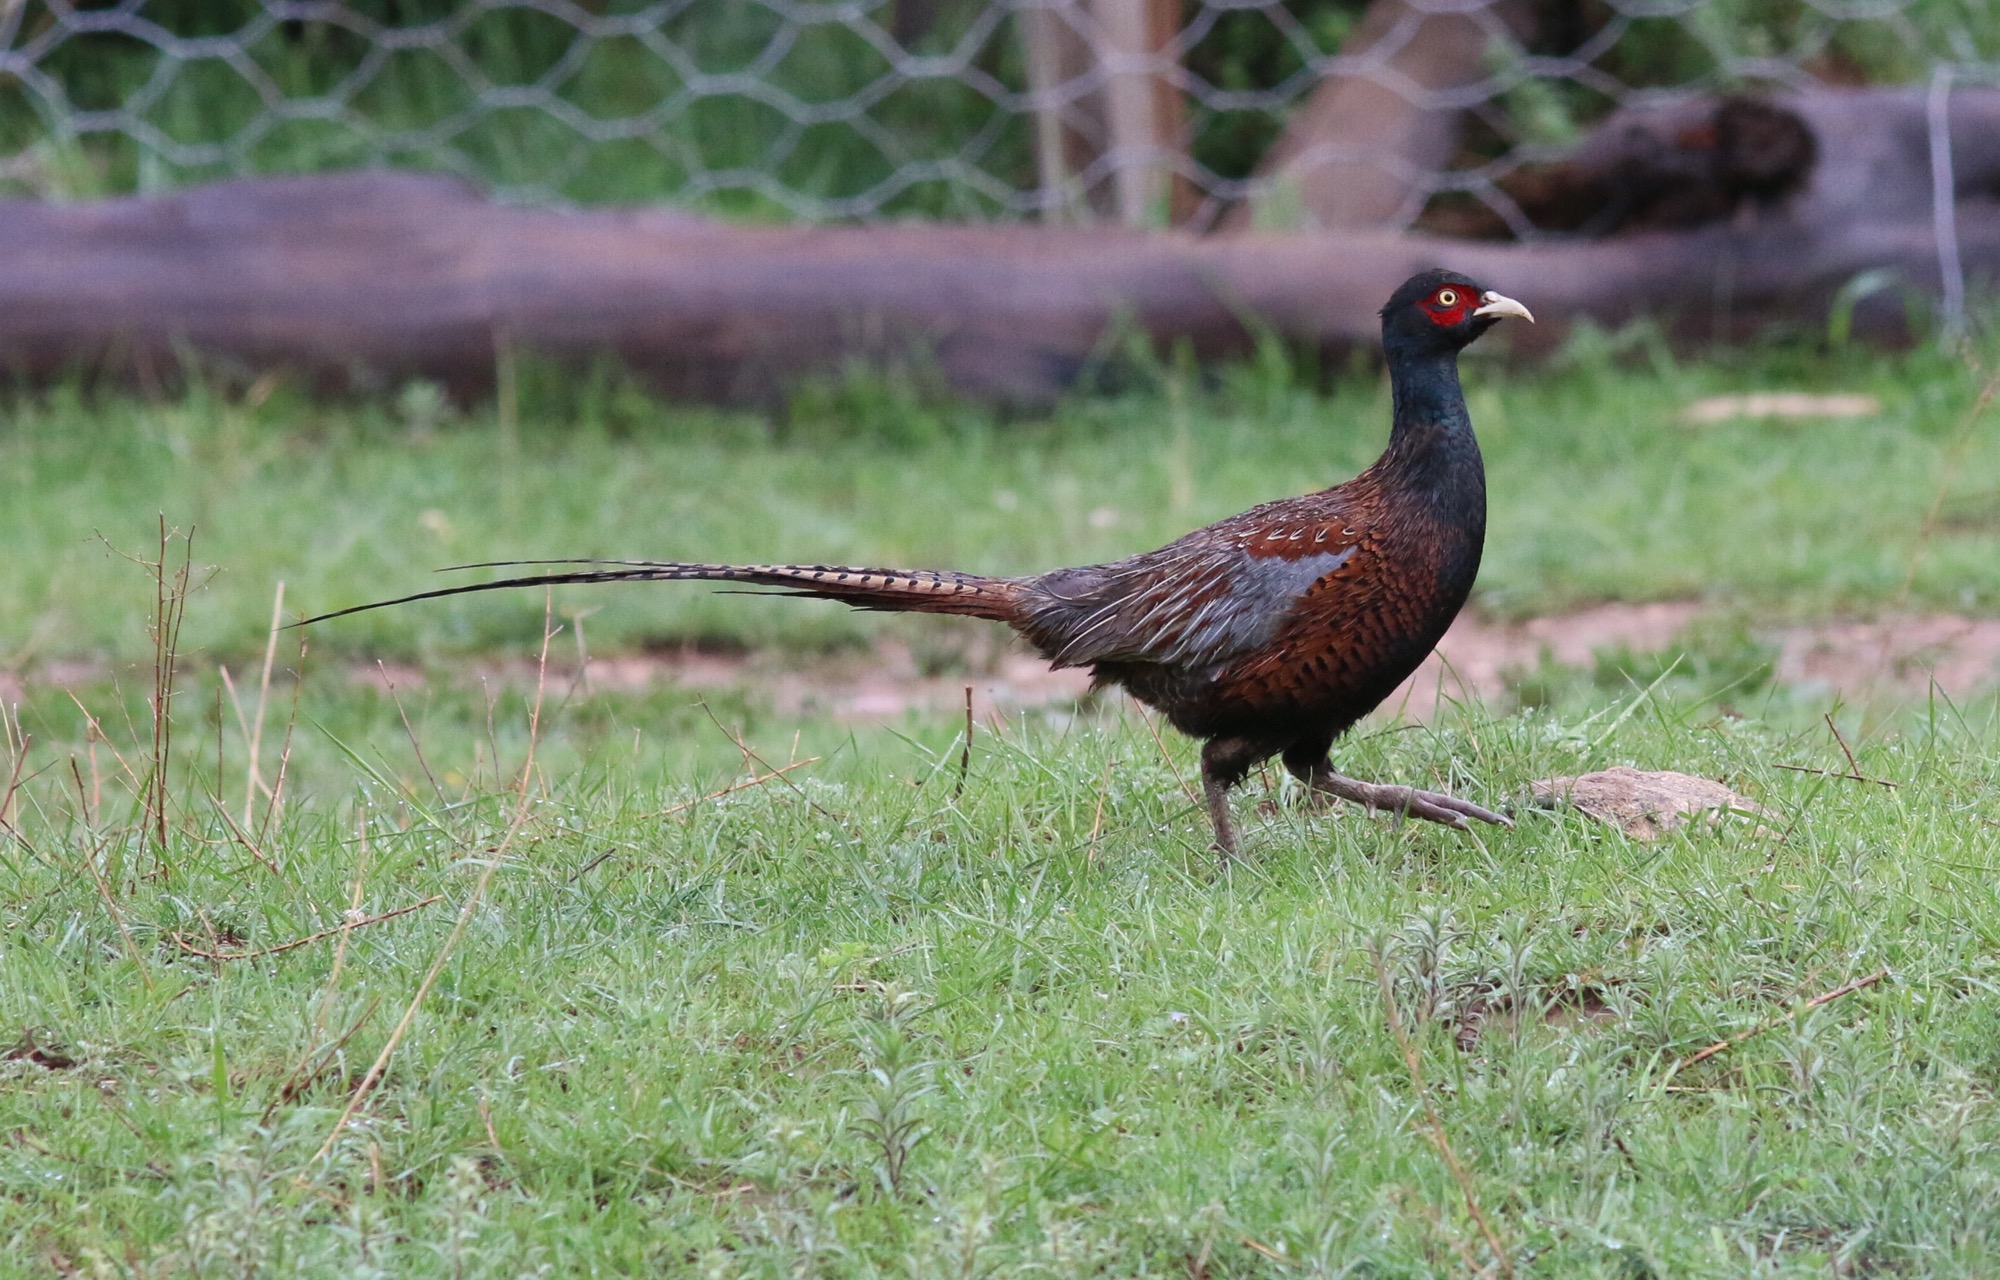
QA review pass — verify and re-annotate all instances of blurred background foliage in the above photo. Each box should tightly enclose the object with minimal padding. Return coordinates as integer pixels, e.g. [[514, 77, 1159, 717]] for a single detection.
[[4, 0, 1996, 214]]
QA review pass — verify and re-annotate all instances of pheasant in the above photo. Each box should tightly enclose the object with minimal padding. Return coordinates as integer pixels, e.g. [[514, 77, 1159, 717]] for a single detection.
[[305, 270, 1531, 860]]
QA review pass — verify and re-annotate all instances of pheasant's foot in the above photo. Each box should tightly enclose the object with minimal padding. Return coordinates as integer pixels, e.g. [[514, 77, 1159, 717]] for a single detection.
[[1309, 770, 1511, 831]]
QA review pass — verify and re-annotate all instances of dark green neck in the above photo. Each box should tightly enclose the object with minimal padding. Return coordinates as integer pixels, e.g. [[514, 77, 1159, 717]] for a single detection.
[[1384, 352, 1483, 496]]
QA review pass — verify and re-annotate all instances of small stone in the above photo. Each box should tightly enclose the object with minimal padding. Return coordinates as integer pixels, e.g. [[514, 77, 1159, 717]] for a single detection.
[[1531, 766, 1768, 841]]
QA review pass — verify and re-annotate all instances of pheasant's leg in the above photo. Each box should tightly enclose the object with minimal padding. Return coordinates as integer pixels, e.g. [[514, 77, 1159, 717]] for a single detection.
[[1199, 738, 1268, 865], [1202, 771, 1239, 864], [1296, 757, 1511, 830]]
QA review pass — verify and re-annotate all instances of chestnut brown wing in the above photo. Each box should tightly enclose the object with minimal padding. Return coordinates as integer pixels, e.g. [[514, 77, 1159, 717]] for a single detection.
[[1013, 515, 1367, 671]]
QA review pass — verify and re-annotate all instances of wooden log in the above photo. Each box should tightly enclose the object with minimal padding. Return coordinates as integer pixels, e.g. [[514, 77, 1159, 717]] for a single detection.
[[0, 88, 1995, 406]]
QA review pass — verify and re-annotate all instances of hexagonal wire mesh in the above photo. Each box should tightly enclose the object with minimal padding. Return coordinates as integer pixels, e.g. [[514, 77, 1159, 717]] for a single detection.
[[0, 0, 1994, 228]]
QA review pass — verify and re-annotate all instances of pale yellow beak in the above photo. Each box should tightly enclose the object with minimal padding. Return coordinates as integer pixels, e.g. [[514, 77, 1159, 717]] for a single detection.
[[1473, 290, 1533, 323]]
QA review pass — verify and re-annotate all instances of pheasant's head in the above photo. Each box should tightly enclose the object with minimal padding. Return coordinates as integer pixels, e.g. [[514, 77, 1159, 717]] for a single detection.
[[1380, 269, 1533, 359]]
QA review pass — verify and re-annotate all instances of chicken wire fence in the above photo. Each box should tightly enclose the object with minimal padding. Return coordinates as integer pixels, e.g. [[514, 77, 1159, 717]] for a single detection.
[[0, 0, 1994, 228]]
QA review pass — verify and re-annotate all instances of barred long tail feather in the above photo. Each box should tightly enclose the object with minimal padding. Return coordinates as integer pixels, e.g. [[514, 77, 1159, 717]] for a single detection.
[[297, 559, 1024, 627]]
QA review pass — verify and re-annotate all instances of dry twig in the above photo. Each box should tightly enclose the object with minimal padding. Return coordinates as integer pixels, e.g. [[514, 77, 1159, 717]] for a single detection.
[[132, 518, 199, 866], [567, 758, 822, 881], [1134, 704, 1200, 811], [1671, 968, 1888, 1073], [206, 792, 280, 877], [257, 630, 308, 842], [956, 684, 973, 799], [1772, 763, 1896, 789], [1370, 943, 1517, 1280], [698, 701, 841, 824], [0, 718, 29, 840], [261, 996, 381, 1123], [247, 580, 286, 822], [263, 822, 380, 1124], [380, 664, 446, 808], [1086, 754, 1115, 862], [655, 758, 821, 819], [1774, 712, 1897, 788], [79, 831, 151, 991], [308, 591, 559, 1168], [171, 895, 444, 961], [1236, 1236, 1287, 1264]]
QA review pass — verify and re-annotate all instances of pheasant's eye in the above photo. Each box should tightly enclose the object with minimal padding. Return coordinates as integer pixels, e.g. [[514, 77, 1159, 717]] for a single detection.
[[1436, 288, 1459, 307]]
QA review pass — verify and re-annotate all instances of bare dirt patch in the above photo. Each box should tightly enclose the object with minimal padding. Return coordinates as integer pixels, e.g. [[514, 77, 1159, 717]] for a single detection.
[[1398, 605, 2000, 720], [6, 607, 1998, 722], [338, 606, 2000, 722], [345, 637, 1099, 726], [1397, 602, 1705, 718]]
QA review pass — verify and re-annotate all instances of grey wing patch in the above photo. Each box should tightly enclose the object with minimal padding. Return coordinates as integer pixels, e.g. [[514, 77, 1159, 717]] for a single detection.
[[1023, 544, 1354, 668]]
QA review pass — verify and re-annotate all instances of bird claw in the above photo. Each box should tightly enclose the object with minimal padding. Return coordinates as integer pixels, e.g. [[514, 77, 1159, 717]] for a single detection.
[[1403, 791, 1511, 829], [1388, 788, 1512, 830], [1315, 774, 1512, 831]]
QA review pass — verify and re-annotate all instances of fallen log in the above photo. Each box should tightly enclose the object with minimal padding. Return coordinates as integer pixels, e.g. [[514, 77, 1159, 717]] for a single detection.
[[1, 88, 1996, 406], [1419, 96, 1824, 239]]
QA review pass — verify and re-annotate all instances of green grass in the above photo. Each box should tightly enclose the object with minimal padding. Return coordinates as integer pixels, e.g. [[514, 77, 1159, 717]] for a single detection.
[[5, 337, 2000, 1274], [2, 331, 1998, 670], [4, 651, 2000, 1274]]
